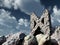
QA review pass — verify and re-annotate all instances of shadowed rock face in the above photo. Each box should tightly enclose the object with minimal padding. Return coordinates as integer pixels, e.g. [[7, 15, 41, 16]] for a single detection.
[[43, 39, 59, 45], [33, 26, 44, 36], [16, 33, 26, 45], [0, 36, 6, 45], [28, 37, 38, 45], [19, 33, 26, 40]]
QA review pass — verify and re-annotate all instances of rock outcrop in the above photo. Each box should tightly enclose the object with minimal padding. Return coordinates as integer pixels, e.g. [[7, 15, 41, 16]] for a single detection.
[[30, 9, 59, 45], [51, 27, 60, 45], [24, 34, 38, 45], [2, 32, 26, 45], [30, 9, 51, 36], [1, 9, 60, 45], [36, 34, 49, 45], [0, 36, 6, 45]]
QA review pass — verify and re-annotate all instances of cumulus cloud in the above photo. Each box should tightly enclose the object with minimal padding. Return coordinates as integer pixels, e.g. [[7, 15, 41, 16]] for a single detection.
[[16, 18, 30, 34], [18, 18, 30, 27], [0, 9, 18, 35], [0, 0, 44, 15], [18, 18, 24, 25], [51, 6, 60, 27], [0, 9, 30, 36], [0, 0, 22, 9]]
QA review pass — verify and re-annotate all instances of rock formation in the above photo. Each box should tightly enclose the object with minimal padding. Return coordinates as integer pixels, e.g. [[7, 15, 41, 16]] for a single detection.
[[36, 34, 49, 45], [30, 9, 51, 36], [2, 32, 26, 45], [0, 36, 6, 45], [1, 9, 60, 45], [30, 9, 59, 45], [51, 27, 60, 45], [24, 34, 38, 45]]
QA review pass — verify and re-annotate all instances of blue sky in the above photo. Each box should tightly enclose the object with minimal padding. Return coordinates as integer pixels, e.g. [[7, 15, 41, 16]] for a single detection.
[[0, 0, 60, 36]]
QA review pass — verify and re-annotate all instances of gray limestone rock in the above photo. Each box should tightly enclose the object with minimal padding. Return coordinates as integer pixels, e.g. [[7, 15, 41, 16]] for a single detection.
[[51, 27, 60, 45], [1, 9, 60, 45], [24, 34, 38, 45], [36, 34, 49, 45], [2, 32, 26, 45], [30, 9, 51, 36]]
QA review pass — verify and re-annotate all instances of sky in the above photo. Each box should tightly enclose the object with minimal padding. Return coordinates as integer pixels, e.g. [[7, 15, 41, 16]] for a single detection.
[[0, 0, 60, 36]]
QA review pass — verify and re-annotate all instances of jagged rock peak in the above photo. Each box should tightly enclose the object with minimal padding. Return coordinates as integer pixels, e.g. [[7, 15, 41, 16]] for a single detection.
[[30, 9, 51, 36]]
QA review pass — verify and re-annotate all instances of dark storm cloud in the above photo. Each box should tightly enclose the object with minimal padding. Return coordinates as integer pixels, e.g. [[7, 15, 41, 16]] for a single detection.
[[40, 0, 60, 27], [0, 0, 44, 16], [0, 7, 30, 20], [40, 0, 60, 9], [1, 0, 60, 27], [20, 0, 44, 16]]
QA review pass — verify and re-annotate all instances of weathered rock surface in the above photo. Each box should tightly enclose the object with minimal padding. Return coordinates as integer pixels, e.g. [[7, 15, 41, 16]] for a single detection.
[[0, 36, 6, 45], [24, 34, 38, 45], [2, 32, 26, 45], [51, 27, 60, 45], [30, 9, 51, 36], [36, 34, 49, 45], [1, 9, 60, 45]]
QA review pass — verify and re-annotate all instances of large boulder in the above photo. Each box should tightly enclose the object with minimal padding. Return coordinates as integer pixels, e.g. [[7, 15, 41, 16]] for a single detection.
[[16, 33, 26, 45], [24, 34, 38, 45], [36, 34, 49, 45], [43, 39, 58, 45]]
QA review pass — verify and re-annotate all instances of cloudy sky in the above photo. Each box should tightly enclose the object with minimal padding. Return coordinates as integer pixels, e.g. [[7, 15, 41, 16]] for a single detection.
[[0, 0, 60, 36]]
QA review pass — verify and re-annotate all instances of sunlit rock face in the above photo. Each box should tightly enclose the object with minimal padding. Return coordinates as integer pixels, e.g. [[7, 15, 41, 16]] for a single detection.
[[1, 9, 60, 45], [2, 32, 26, 45], [36, 34, 49, 45], [51, 27, 60, 45], [30, 9, 60, 45], [23, 34, 38, 45], [30, 9, 51, 36]]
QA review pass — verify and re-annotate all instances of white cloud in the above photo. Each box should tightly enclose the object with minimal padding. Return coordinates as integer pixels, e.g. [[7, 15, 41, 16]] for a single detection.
[[18, 18, 30, 27], [0, 9, 30, 36], [0, 0, 22, 9], [0, 9, 18, 35], [53, 6, 60, 16], [0, 0, 44, 15], [51, 16, 54, 23], [3, 0, 13, 8], [18, 18, 24, 25], [13, 0, 22, 9], [16, 18, 30, 35], [51, 6, 60, 26], [24, 19, 30, 27]]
